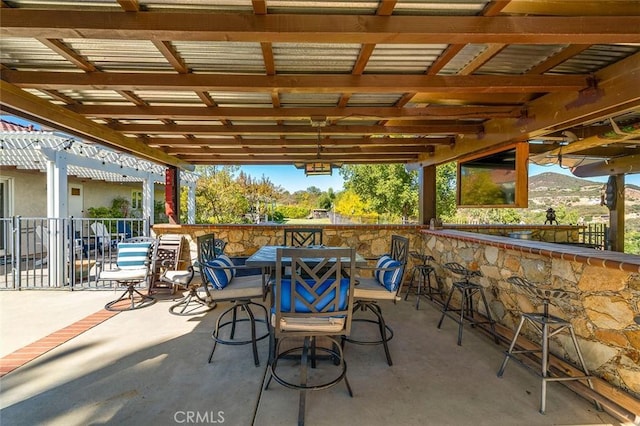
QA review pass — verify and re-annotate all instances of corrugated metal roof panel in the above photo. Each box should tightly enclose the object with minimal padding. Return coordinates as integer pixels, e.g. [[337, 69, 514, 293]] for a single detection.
[[132, 91, 202, 105], [548, 44, 640, 74], [393, 0, 488, 15], [437, 44, 488, 75], [280, 93, 342, 106], [347, 93, 405, 107], [0, 38, 77, 71], [477, 44, 569, 75], [266, 1, 378, 14], [273, 43, 360, 73], [172, 41, 266, 73], [64, 39, 174, 72], [144, 0, 253, 12], [208, 92, 273, 105], [366, 44, 448, 73], [7, 0, 120, 10], [55, 90, 124, 104]]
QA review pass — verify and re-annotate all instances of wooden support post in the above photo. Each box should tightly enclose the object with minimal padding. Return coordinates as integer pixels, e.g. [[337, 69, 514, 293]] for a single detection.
[[608, 174, 625, 252], [165, 166, 180, 224], [419, 165, 436, 225]]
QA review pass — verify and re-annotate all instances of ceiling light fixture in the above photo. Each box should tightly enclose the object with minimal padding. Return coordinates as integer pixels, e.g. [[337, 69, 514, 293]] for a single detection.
[[293, 116, 341, 176]]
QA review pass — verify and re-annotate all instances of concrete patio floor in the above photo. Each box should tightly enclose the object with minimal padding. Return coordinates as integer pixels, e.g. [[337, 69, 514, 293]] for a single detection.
[[0, 289, 626, 426]]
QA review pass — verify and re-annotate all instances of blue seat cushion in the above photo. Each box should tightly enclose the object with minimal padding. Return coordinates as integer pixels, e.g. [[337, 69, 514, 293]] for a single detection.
[[275, 278, 350, 313], [375, 255, 403, 292], [116, 242, 152, 269], [203, 254, 236, 290]]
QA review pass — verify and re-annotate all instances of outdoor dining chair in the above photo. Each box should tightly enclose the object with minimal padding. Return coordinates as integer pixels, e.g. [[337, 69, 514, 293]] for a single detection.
[[264, 246, 356, 426], [283, 228, 323, 247], [197, 234, 270, 366], [97, 236, 158, 311], [343, 234, 409, 366]]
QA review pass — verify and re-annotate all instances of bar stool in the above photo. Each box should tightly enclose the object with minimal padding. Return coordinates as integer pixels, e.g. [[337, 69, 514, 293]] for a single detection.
[[403, 251, 441, 309], [437, 262, 499, 346], [497, 276, 601, 414]]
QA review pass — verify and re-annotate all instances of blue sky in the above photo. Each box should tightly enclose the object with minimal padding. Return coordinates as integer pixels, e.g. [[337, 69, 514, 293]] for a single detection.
[[3, 114, 638, 191]]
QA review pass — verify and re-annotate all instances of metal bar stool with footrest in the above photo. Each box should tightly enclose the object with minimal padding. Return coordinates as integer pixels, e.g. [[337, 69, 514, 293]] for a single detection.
[[404, 251, 441, 309], [264, 247, 356, 426], [437, 262, 499, 346], [497, 276, 602, 414], [198, 234, 270, 367], [343, 235, 409, 366]]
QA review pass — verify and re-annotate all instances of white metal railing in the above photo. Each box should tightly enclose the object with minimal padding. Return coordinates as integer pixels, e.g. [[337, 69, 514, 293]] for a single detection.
[[0, 217, 149, 290]]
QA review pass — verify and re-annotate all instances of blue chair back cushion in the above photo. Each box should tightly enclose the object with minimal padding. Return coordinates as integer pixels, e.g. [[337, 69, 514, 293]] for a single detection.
[[116, 242, 152, 269], [375, 255, 403, 291], [203, 254, 236, 290], [275, 278, 350, 313]]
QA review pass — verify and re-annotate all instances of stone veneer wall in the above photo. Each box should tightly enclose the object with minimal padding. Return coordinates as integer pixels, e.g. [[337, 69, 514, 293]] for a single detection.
[[421, 230, 640, 399], [444, 224, 582, 243], [153, 223, 428, 267]]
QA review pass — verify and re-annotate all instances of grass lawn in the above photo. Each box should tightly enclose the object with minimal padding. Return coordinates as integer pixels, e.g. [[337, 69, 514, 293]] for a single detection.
[[284, 218, 332, 225]]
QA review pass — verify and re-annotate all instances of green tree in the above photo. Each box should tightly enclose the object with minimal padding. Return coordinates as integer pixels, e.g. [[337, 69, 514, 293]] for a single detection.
[[317, 187, 335, 210], [334, 189, 372, 217], [340, 164, 418, 222], [193, 165, 249, 223], [436, 162, 457, 219]]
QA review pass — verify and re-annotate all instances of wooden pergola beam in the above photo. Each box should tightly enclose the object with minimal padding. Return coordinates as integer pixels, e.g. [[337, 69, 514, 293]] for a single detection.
[[0, 80, 192, 170], [419, 52, 640, 167], [3, 11, 639, 44], [572, 154, 640, 177], [163, 145, 430, 155], [3, 71, 589, 93], [65, 105, 522, 120], [179, 154, 416, 163], [146, 136, 453, 147], [110, 123, 484, 135]]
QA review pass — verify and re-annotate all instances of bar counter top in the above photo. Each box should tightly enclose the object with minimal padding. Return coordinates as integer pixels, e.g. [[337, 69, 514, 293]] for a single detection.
[[422, 228, 640, 273]]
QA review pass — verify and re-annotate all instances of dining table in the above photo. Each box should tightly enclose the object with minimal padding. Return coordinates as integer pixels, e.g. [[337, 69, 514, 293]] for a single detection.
[[244, 245, 368, 269]]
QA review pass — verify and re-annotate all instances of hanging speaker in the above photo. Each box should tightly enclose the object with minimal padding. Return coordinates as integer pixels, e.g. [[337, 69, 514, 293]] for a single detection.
[[604, 176, 617, 210]]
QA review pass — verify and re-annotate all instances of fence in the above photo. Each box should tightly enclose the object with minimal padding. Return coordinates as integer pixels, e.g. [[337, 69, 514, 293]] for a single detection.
[[0, 217, 149, 290], [579, 223, 609, 250]]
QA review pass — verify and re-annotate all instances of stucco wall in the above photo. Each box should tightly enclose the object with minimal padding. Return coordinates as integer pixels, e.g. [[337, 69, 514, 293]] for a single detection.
[[1, 169, 163, 218]]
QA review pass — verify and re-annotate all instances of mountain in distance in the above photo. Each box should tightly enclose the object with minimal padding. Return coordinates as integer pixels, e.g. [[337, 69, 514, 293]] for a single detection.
[[527, 172, 640, 220]]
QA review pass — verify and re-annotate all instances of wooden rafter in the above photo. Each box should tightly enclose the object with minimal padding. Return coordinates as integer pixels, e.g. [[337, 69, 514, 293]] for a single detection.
[[419, 52, 640, 166], [117, 0, 139, 12], [108, 123, 484, 136], [163, 145, 430, 155], [3, 11, 639, 44], [3, 71, 589, 93], [36, 38, 97, 72], [0, 80, 190, 169], [64, 105, 522, 120], [527, 44, 592, 75], [458, 44, 506, 75], [178, 153, 417, 163], [152, 40, 189, 74], [39, 89, 79, 105], [146, 136, 453, 147]]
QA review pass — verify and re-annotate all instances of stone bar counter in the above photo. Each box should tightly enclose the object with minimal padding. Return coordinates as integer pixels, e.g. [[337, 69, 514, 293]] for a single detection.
[[154, 223, 639, 416], [422, 228, 640, 404]]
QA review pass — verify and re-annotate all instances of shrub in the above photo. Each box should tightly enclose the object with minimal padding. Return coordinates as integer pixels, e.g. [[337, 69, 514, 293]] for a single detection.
[[276, 205, 309, 219]]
